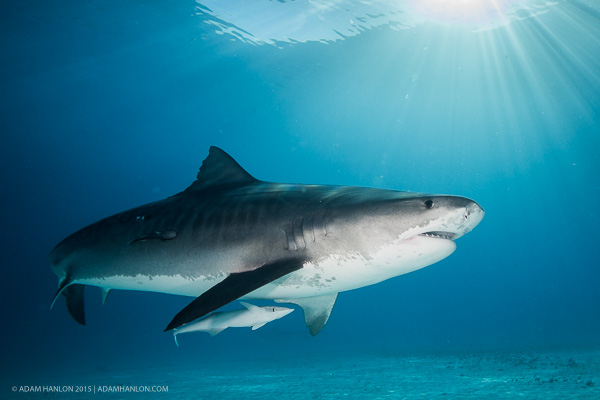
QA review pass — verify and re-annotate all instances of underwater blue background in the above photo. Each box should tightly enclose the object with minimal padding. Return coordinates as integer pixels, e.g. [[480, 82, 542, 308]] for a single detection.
[[1, 0, 599, 388]]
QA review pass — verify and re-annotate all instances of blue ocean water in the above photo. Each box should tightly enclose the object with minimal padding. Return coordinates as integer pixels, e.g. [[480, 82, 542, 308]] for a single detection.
[[1, 0, 599, 397]]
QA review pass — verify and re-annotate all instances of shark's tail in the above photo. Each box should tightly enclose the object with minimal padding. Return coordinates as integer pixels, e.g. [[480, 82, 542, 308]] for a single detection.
[[50, 278, 86, 325]]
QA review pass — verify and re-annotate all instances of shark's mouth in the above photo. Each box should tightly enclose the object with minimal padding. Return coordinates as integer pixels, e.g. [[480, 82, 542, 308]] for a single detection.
[[419, 231, 456, 240]]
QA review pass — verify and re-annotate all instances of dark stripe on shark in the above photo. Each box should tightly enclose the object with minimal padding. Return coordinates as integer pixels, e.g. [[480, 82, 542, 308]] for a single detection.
[[164, 257, 305, 331]]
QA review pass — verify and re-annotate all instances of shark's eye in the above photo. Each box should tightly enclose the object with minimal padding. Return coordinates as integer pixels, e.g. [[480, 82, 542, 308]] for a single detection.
[[424, 200, 434, 209]]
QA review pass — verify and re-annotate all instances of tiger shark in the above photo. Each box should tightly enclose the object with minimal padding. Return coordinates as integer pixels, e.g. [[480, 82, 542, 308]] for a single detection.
[[50, 146, 484, 335]]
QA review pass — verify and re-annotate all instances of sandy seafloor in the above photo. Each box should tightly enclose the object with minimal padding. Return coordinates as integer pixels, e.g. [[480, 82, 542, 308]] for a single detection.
[[5, 347, 598, 399]]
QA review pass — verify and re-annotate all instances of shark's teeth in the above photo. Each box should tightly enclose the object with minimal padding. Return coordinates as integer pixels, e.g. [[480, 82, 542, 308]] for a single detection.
[[420, 232, 455, 240]]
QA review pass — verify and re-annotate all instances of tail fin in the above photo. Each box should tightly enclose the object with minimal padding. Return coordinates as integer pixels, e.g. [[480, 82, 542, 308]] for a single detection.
[[50, 279, 86, 325], [64, 284, 86, 325]]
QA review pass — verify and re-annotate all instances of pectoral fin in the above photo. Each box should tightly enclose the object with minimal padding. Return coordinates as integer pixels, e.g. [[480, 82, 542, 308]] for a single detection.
[[164, 257, 304, 331], [276, 293, 338, 336]]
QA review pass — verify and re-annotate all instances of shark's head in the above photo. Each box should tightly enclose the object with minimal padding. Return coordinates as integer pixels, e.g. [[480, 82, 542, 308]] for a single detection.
[[262, 305, 295, 320], [315, 190, 485, 288], [388, 193, 483, 269], [392, 194, 485, 241], [389, 194, 484, 270], [327, 188, 484, 242]]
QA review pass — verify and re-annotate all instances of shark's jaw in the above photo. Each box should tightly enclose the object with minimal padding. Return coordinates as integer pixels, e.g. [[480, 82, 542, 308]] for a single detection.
[[419, 231, 456, 240]]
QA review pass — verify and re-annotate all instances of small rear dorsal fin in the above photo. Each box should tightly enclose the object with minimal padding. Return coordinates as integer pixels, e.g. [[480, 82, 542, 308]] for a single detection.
[[184, 147, 258, 193]]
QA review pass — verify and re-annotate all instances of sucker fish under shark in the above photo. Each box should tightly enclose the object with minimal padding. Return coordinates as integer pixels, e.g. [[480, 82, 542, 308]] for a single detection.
[[50, 146, 484, 335], [173, 302, 294, 346]]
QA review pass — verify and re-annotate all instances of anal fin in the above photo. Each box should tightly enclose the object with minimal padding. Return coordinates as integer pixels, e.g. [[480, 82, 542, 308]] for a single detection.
[[164, 257, 304, 331], [276, 293, 337, 336], [100, 288, 111, 305]]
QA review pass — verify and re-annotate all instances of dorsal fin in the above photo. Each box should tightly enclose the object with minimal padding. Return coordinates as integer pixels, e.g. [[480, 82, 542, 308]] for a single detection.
[[184, 147, 258, 193]]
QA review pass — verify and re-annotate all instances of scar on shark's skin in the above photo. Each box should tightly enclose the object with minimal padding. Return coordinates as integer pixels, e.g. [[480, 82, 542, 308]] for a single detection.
[[129, 230, 177, 244], [50, 146, 484, 336]]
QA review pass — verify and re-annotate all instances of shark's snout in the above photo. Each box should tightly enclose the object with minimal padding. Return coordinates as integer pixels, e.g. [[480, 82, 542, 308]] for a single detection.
[[467, 200, 484, 215], [277, 307, 295, 318], [416, 197, 484, 242], [465, 201, 485, 231]]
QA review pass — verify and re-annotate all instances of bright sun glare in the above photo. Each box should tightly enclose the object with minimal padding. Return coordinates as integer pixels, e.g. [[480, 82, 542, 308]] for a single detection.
[[407, 0, 515, 26]]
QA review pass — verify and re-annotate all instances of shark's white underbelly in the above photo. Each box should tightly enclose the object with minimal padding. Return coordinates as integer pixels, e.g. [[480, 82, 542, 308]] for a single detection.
[[77, 236, 456, 301], [251, 235, 456, 298]]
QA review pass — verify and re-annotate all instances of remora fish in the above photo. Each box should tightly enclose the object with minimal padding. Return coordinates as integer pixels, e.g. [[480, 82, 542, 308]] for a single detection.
[[50, 146, 484, 335], [173, 302, 294, 346]]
